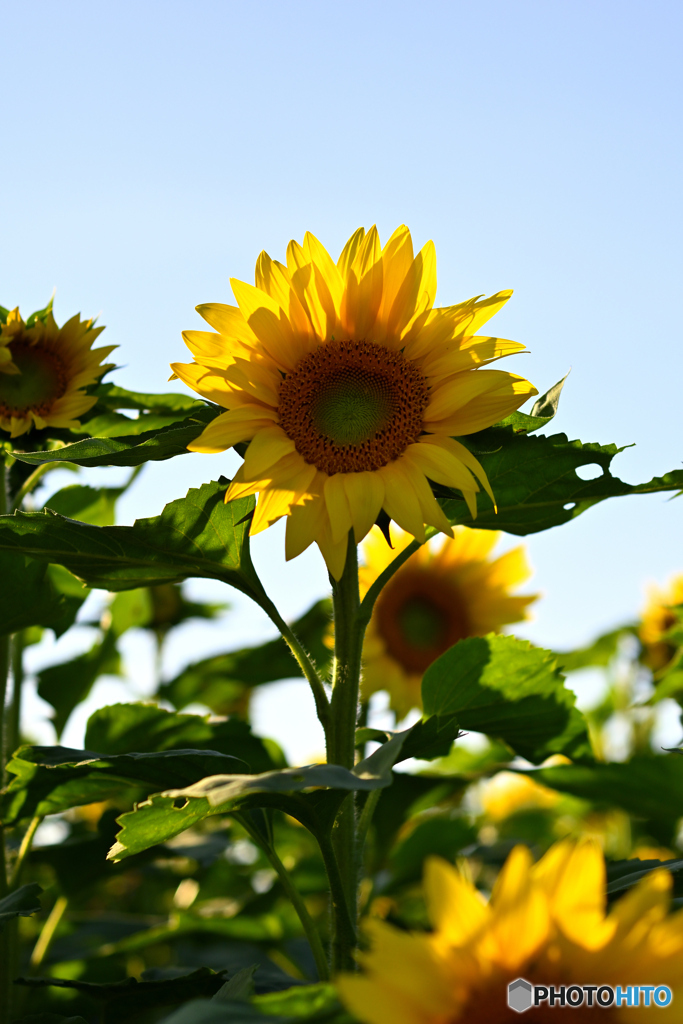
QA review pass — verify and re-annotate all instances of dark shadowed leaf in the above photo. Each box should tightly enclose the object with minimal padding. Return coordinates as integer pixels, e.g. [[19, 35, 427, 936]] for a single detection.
[[159, 600, 332, 713], [2, 745, 248, 825], [437, 425, 683, 534], [11, 403, 221, 468], [109, 753, 400, 862], [84, 704, 285, 772], [0, 482, 267, 603], [526, 756, 683, 843], [422, 635, 592, 763], [16, 969, 230, 1024], [605, 858, 683, 901], [0, 883, 42, 931]]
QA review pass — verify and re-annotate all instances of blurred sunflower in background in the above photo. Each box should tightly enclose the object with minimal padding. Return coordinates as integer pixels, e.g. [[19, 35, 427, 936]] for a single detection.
[[639, 575, 683, 672], [359, 526, 538, 718], [172, 225, 537, 577], [338, 841, 683, 1023], [0, 304, 114, 438]]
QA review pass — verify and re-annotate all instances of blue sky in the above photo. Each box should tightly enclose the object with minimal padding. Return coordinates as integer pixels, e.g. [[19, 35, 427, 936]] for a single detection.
[[3, 0, 682, 758]]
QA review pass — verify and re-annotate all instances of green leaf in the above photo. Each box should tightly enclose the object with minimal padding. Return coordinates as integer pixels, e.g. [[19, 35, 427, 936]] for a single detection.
[[0, 883, 42, 931], [372, 772, 470, 865], [0, 557, 87, 639], [94, 383, 209, 415], [388, 814, 476, 886], [436, 426, 683, 534], [37, 631, 121, 737], [44, 482, 127, 527], [109, 759, 398, 862], [214, 967, 258, 1002], [499, 373, 569, 433], [526, 756, 683, 843], [0, 481, 267, 603], [2, 745, 247, 825], [16, 969, 230, 1024], [421, 635, 593, 764], [159, 600, 332, 713], [606, 858, 683, 900], [11, 404, 220, 468], [84, 704, 284, 773]]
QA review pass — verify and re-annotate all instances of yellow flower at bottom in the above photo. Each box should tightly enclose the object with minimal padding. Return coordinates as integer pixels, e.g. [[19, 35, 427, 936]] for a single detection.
[[0, 306, 114, 438], [171, 225, 537, 578], [359, 525, 538, 718], [338, 841, 683, 1023], [639, 575, 683, 672]]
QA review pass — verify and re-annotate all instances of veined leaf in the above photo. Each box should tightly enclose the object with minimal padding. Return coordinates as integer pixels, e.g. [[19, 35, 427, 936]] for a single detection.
[[0, 883, 42, 932], [438, 426, 683, 534], [0, 558, 87, 639], [2, 746, 248, 825], [0, 481, 267, 603], [11, 404, 220, 468], [109, 754, 399, 862], [421, 635, 593, 764]]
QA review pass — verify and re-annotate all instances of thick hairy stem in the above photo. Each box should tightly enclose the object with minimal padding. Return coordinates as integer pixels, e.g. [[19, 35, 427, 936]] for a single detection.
[[234, 812, 329, 982], [326, 534, 363, 972]]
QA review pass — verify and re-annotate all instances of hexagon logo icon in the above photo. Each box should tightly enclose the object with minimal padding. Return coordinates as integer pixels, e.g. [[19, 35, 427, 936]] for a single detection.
[[508, 978, 533, 1013]]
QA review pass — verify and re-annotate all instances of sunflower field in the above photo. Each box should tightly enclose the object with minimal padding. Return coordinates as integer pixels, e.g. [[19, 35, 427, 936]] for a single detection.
[[1, 226, 683, 1023]]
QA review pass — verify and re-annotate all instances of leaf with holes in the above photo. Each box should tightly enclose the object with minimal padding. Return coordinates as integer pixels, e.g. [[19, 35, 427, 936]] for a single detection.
[[436, 425, 683, 534], [109, 751, 400, 862], [0, 481, 266, 603]]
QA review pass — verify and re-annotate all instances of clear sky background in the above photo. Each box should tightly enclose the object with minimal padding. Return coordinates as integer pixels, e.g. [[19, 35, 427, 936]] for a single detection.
[[2, 0, 682, 761]]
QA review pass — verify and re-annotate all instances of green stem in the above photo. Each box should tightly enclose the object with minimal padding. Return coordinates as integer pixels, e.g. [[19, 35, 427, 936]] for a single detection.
[[30, 895, 68, 970], [326, 534, 363, 972], [234, 812, 329, 982], [9, 817, 41, 890], [355, 788, 381, 877], [9, 460, 54, 511], [7, 633, 24, 767], [317, 831, 358, 974], [262, 599, 330, 733], [357, 527, 436, 629]]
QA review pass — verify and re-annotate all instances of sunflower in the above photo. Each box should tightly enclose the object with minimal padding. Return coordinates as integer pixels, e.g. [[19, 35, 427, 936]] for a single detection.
[[338, 840, 683, 1023], [359, 525, 538, 717], [639, 575, 683, 672], [171, 226, 537, 578], [0, 306, 114, 438]]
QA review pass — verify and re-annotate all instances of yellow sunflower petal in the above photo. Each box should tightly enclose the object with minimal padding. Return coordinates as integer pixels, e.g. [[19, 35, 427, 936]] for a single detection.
[[377, 460, 427, 543], [424, 856, 489, 945], [343, 471, 385, 543], [241, 425, 297, 479], [323, 473, 353, 545], [188, 405, 278, 453]]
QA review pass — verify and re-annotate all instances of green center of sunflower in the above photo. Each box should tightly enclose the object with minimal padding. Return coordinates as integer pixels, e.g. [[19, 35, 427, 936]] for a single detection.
[[375, 568, 472, 674], [0, 342, 68, 418], [278, 339, 428, 474], [397, 596, 449, 650], [310, 368, 393, 445]]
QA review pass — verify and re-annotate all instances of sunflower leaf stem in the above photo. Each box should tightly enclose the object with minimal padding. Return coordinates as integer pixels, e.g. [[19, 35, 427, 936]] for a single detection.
[[327, 533, 364, 972], [9, 459, 55, 511], [355, 788, 381, 877], [0, 457, 12, 1024], [233, 811, 330, 982], [260, 599, 330, 731], [357, 527, 438, 628]]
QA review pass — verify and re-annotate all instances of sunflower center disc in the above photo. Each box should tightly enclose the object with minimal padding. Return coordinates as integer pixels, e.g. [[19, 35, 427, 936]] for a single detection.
[[310, 369, 393, 445], [0, 342, 68, 417], [278, 339, 428, 474], [375, 568, 471, 674]]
